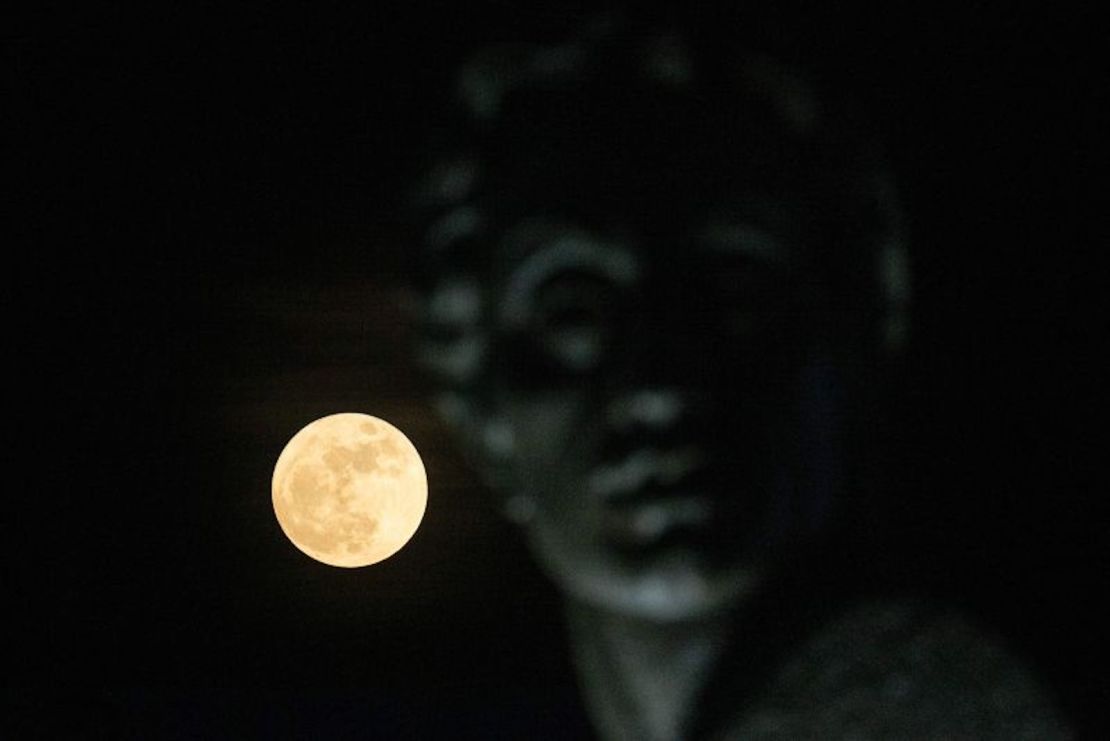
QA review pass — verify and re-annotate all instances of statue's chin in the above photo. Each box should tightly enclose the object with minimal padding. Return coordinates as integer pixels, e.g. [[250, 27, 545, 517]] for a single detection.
[[530, 532, 765, 622]]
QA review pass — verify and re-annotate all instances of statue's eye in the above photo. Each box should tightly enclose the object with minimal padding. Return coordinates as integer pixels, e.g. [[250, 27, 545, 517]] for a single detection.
[[494, 222, 640, 379], [532, 271, 619, 373], [693, 223, 799, 342], [706, 260, 778, 337]]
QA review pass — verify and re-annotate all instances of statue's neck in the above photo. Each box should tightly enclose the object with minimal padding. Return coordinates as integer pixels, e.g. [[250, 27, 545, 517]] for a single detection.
[[565, 600, 731, 741]]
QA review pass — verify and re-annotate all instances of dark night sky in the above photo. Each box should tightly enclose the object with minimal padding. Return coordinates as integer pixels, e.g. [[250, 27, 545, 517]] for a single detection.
[[11, 2, 1104, 736]]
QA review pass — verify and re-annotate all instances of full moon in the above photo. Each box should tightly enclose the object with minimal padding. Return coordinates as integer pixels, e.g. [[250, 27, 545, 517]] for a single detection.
[[272, 413, 427, 567]]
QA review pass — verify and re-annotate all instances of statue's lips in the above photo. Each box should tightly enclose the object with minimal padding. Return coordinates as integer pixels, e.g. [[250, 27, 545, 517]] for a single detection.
[[587, 445, 708, 501], [588, 445, 730, 547], [601, 494, 716, 547]]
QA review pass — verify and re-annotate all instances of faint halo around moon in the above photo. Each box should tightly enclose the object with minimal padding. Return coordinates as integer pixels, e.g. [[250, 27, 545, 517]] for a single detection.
[[272, 413, 428, 567]]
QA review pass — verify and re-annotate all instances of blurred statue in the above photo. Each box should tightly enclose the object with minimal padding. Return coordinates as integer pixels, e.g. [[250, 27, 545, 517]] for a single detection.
[[406, 16, 1068, 740]]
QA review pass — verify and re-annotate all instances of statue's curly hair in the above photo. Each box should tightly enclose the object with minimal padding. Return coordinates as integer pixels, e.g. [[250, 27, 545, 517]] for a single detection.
[[406, 16, 909, 388]]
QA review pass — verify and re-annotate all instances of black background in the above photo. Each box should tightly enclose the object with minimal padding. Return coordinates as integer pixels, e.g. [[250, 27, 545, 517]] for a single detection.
[[11, 2, 1104, 736]]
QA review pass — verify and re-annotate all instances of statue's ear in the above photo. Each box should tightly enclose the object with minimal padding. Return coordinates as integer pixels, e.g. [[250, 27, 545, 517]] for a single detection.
[[874, 175, 911, 355]]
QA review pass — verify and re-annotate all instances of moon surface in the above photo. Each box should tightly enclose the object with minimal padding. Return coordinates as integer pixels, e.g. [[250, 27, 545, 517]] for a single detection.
[[272, 413, 427, 567]]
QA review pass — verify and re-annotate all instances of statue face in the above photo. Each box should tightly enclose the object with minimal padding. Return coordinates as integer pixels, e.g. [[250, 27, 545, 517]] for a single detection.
[[414, 36, 901, 621], [427, 193, 842, 621]]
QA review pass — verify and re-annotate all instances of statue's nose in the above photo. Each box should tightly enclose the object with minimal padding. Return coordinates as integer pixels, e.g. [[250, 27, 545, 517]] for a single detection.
[[614, 301, 721, 393], [604, 388, 699, 435]]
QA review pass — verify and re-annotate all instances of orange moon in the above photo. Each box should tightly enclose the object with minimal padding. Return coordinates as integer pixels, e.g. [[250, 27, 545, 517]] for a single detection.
[[272, 413, 427, 567]]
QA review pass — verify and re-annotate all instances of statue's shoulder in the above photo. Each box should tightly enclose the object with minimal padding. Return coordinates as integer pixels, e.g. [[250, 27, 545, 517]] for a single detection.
[[722, 597, 1071, 739]]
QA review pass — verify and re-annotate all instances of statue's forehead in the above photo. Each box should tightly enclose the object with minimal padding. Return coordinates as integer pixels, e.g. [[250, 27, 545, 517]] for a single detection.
[[488, 192, 807, 275]]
